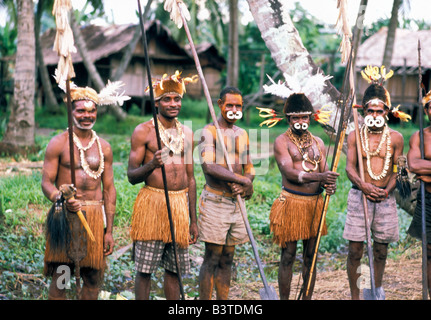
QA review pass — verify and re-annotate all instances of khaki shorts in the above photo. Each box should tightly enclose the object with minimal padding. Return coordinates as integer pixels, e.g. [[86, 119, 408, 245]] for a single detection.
[[343, 188, 399, 243], [133, 240, 191, 275], [198, 188, 249, 246]]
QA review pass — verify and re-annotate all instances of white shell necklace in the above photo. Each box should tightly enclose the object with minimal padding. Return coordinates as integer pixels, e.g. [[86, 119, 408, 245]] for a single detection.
[[72, 129, 105, 179], [360, 124, 391, 181]]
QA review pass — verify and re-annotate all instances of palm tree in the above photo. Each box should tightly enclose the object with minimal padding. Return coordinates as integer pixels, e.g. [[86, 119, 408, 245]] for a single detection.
[[2, 0, 35, 150], [382, 0, 403, 69]]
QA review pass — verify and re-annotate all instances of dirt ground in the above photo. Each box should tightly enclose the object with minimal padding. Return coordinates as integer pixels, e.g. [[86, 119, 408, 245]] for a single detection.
[[227, 254, 425, 300]]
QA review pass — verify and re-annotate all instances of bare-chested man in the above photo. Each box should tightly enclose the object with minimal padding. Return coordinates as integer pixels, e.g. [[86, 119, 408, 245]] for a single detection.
[[197, 86, 255, 300], [345, 83, 404, 300], [270, 93, 338, 300], [41, 86, 116, 300], [407, 89, 431, 299], [127, 72, 198, 300]]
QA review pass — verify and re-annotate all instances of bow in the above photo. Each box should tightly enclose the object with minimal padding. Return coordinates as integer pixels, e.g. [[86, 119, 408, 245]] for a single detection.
[[299, 33, 355, 299]]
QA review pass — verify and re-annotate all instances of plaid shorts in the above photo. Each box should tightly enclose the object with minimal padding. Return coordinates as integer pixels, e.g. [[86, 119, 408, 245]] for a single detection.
[[133, 240, 190, 275]]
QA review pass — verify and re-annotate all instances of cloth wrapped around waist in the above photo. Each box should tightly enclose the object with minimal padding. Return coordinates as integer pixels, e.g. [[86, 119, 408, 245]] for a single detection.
[[270, 187, 326, 246], [130, 185, 190, 248]]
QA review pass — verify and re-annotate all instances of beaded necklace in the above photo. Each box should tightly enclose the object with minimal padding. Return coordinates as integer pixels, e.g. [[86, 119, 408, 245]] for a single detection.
[[286, 128, 322, 172]]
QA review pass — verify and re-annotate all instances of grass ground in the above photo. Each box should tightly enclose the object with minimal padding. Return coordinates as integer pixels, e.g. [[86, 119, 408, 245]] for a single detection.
[[0, 106, 426, 300]]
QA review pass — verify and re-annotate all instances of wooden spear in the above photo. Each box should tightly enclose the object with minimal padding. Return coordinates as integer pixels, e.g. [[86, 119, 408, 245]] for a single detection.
[[417, 39, 428, 300], [302, 40, 355, 299], [174, 1, 278, 300]]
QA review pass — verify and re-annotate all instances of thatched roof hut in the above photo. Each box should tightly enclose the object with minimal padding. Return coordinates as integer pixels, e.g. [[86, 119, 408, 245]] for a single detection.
[[40, 20, 225, 110], [355, 27, 431, 121]]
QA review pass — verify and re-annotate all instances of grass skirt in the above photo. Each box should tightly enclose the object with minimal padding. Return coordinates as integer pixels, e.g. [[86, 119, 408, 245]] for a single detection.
[[44, 201, 105, 276], [270, 189, 326, 247], [130, 186, 190, 248]]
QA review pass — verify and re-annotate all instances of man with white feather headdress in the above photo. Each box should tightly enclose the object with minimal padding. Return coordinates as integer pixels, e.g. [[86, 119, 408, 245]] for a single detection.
[[41, 80, 130, 300], [260, 71, 339, 300]]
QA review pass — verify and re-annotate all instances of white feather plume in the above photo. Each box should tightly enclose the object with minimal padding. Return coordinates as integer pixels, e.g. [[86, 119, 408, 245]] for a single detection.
[[98, 80, 131, 106], [263, 72, 332, 99], [164, 0, 191, 28]]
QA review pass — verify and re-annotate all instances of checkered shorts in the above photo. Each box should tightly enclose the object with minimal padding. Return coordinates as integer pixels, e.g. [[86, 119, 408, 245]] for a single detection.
[[133, 240, 190, 275]]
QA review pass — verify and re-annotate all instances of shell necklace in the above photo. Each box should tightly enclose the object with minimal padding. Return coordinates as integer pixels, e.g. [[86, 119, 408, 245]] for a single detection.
[[360, 124, 391, 181], [153, 117, 184, 154], [286, 128, 322, 172], [72, 129, 105, 179]]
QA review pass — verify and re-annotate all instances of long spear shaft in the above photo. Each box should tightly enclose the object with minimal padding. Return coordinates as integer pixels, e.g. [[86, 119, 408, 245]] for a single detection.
[[302, 41, 354, 298], [417, 39, 428, 300], [137, 0, 184, 300], [177, 4, 276, 300]]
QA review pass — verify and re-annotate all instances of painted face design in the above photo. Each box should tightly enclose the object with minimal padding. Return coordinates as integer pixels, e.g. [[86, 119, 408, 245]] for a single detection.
[[293, 122, 309, 130], [364, 115, 385, 128], [226, 110, 243, 120]]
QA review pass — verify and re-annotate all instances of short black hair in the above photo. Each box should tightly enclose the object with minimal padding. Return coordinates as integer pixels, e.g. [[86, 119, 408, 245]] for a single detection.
[[283, 93, 313, 117], [362, 84, 389, 109], [219, 87, 242, 102]]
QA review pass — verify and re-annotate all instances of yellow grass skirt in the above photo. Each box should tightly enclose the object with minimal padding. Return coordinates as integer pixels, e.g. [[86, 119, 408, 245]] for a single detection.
[[44, 201, 106, 276], [270, 189, 326, 247], [130, 185, 190, 248]]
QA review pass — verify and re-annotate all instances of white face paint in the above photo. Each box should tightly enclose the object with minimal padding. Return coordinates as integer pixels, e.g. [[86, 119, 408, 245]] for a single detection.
[[73, 114, 95, 130], [364, 115, 385, 128], [293, 122, 308, 130], [226, 110, 243, 120]]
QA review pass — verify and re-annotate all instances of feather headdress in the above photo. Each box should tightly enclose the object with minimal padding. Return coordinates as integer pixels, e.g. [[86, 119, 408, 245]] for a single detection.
[[54, 69, 131, 107], [259, 71, 333, 127], [145, 70, 198, 100], [422, 90, 431, 107], [360, 65, 411, 122]]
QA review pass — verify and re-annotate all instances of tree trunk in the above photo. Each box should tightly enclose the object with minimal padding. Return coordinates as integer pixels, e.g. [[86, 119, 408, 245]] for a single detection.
[[35, 0, 60, 113], [2, 0, 35, 149], [246, 0, 341, 135], [227, 0, 239, 87], [382, 0, 401, 69], [70, 13, 127, 121]]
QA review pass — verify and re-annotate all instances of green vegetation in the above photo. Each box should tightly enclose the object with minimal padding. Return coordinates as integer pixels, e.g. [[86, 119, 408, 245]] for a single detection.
[[0, 104, 422, 299]]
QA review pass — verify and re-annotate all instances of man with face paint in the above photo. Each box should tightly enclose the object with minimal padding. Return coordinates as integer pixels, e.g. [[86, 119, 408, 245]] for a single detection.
[[406, 90, 431, 299], [41, 86, 117, 299], [197, 86, 255, 300], [128, 71, 198, 300], [269, 93, 338, 300], [344, 83, 404, 299]]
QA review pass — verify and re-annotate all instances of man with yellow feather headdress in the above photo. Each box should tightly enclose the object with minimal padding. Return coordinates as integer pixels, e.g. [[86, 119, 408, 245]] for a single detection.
[[344, 65, 407, 300], [127, 71, 199, 300]]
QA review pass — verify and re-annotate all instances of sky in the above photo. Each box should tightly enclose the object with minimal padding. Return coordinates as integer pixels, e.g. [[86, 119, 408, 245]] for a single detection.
[[0, 0, 430, 28], [70, 0, 431, 28]]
